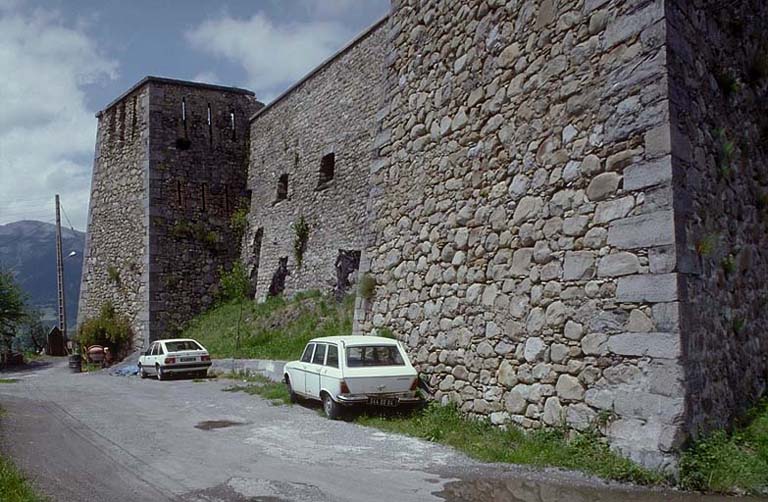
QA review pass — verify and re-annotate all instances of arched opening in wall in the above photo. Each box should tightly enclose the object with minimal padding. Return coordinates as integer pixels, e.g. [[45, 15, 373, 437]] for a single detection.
[[334, 249, 361, 300], [276, 174, 289, 202], [317, 153, 335, 190], [249, 228, 263, 294], [268, 257, 289, 297]]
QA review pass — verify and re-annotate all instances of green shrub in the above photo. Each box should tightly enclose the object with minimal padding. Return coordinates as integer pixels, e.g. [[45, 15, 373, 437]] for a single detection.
[[358, 273, 376, 300], [378, 327, 396, 339], [218, 261, 250, 302], [230, 207, 248, 242], [292, 215, 310, 268], [76, 302, 132, 354]]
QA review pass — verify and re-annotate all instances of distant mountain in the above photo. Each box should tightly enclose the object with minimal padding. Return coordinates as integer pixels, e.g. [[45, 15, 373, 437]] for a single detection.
[[0, 220, 84, 329]]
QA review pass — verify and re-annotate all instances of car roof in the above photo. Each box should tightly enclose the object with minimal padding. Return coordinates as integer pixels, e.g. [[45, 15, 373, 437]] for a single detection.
[[155, 338, 200, 344], [308, 335, 400, 346]]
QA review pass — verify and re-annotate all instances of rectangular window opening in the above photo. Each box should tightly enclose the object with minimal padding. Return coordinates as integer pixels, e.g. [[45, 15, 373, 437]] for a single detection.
[[207, 104, 213, 147], [182, 97, 187, 123], [276, 174, 288, 201], [230, 110, 236, 140], [317, 153, 335, 188]]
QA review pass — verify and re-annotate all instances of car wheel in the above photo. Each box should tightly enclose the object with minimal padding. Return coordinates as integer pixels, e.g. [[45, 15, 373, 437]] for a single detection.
[[322, 393, 341, 420], [156, 364, 165, 381], [286, 378, 298, 404], [139, 364, 147, 379]]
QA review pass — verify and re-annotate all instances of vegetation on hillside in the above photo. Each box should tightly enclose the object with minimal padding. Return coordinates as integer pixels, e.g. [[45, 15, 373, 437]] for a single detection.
[[182, 291, 354, 361]]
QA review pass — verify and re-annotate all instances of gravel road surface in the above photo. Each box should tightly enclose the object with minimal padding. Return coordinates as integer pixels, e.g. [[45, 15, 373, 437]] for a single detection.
[[0, 359, 755, 502]]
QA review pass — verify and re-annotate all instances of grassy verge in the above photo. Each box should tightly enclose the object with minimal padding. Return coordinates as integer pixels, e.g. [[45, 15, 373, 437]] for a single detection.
[[356, 403, 666, 486], [0, 407, 46, 501], [182, 291, 354, 361], [222, 372, 292, 405], [0, 379, 18, 384], [680, 399, 768, 495]]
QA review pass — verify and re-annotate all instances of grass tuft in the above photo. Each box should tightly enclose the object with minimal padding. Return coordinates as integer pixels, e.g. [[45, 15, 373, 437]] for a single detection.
[[0, 379, 18, 384], [356, 403, 666, 486], [0, 407, 47, 501], [181, 291, 353, 361], [680, 399, 768, 494], [223, 373, 292, 405]]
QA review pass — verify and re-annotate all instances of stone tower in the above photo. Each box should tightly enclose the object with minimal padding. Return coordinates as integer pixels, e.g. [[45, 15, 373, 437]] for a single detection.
[[78, 77, 260, 347]]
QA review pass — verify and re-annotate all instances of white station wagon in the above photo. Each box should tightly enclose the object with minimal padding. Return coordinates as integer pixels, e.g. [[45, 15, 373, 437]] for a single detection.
[[138, 338, 212, 380], [284, 336, 421, 418]]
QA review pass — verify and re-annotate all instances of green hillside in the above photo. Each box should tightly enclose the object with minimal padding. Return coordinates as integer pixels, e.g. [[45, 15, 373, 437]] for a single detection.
[[181, 291, 354, 361]]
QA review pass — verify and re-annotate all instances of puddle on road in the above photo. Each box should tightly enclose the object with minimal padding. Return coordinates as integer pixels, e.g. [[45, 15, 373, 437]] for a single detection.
[[195, 420, 246, 431], [434, 477, 764, 502]]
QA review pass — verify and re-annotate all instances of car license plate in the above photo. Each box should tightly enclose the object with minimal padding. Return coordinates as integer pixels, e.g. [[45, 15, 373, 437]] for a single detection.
[[369, 397, 398, 407], [180, 357, 195, 362]]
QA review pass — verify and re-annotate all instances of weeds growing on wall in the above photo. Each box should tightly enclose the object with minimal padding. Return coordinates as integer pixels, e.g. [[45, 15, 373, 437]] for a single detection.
[[292, 215, 310, 268], [715, 128, 736, 178], [696, 233, 719, 257], [358, 273, 376, 300], [229, 207, 248, 243], [714, 68, 740, 97], [106, 265, 120, 285]]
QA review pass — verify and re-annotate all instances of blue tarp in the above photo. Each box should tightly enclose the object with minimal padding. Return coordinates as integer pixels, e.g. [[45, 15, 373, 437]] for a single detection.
[[111, 364, 139, 376]]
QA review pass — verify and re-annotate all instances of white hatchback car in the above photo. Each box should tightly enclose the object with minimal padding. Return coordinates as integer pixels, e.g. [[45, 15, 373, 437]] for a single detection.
[[283, 336, 421, 418], [138, 338, 212, 380]]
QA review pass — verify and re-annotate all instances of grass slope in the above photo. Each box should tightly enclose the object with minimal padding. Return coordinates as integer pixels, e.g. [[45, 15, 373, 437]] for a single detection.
[[182, 291, 354, 361]]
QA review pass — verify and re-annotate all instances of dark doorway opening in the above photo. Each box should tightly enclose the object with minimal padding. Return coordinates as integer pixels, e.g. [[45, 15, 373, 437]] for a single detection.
[[334, 249, 361, 300]]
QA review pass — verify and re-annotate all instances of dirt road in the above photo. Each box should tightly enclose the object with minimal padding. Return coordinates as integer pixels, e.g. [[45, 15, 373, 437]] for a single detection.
[[0, 360, 754, 501]]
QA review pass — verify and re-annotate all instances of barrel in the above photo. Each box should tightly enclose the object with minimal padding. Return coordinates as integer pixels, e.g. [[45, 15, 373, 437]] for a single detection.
[[68, 354, 82, 373]]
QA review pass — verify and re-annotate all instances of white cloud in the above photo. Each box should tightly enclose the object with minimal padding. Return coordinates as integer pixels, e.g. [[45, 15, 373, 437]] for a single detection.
[[186, 13, 354, 102], [0, 7, 117, 230], [192, 71, 220, 85]]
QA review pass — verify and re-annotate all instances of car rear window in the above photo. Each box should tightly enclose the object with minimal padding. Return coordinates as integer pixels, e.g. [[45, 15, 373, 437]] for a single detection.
[[326, 345, 339, 368], [346, 345, 405, 367], [164, 340, 203, 352]]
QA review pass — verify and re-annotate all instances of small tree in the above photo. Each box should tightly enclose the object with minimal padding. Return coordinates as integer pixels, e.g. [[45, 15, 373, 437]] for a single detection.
[[0, 269, 26, 353], [77, 302, 133, 356], [218, 261, 250, 302]]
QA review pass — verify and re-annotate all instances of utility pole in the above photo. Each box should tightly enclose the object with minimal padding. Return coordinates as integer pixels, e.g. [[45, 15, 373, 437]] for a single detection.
[[55, 194, 67, 344]]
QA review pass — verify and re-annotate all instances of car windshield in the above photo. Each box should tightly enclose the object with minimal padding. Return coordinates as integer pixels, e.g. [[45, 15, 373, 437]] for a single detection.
[[164, 340, 203, 352], [346, 345, 405, 367]]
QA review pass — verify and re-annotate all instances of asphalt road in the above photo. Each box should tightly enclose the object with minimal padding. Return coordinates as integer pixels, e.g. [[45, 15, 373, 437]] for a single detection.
[[0, 359, 756, 502]]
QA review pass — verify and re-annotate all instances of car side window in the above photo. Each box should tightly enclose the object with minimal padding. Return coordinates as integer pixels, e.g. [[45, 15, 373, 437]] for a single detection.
[[150, 344, 158, 356], [301, 343, 315, 363], [325, 345, 339, 368], [312, 344, 327, 365], [159, 344, 166, 355]]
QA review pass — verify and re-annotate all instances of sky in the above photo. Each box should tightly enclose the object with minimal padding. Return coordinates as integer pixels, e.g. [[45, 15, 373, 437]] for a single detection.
[[0, 0, 389, 231]]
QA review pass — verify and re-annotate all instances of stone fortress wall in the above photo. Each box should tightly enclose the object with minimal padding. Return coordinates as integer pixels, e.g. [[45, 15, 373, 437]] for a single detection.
[[78, 84, 151, 346], [79, 0, 768, 468], [665, 0, 768, 439], [79, 77, 259, 347], [146, 80, 259, 338], [245, 19, 387, 301]]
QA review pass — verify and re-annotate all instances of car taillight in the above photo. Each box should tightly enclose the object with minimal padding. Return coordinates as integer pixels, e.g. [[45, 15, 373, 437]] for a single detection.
[[164, 357, 175, 364], [410, 378, 419, 391], [201, 355, 210, 361], [340, 380, 350, 394]]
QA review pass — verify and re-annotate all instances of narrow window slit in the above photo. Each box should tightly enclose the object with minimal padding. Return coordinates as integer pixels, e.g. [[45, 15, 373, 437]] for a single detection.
[[201, 183, 208, 212]]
